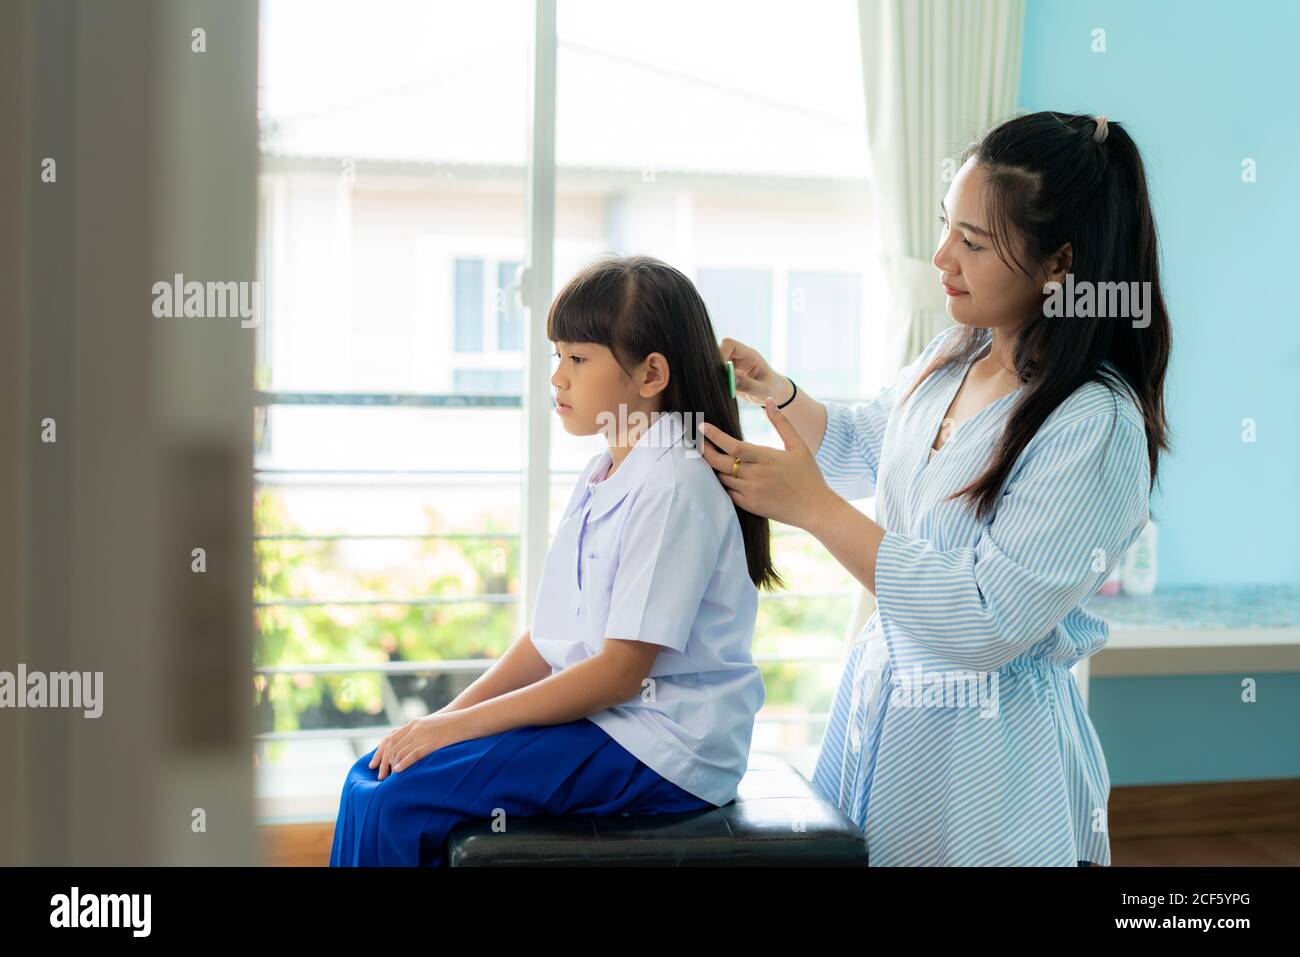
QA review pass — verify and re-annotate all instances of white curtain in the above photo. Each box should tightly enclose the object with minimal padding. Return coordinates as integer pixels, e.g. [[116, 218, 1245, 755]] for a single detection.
[[859, 0, 1025, 365], [842, 0, 1025, 643]]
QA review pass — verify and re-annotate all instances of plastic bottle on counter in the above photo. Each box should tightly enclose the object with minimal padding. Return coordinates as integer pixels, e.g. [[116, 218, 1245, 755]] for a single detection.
[[1096, 564, 1122, 596], [1120, 520, 1158, 596]]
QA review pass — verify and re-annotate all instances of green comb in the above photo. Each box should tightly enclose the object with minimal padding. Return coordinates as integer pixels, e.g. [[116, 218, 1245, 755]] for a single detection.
[[725, 360, 736, 398]]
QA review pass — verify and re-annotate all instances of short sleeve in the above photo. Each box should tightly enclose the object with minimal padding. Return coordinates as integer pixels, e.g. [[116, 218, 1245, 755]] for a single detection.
[[603, 483, 722, 653], [814, 325, 955, 500], [873, 406, 1151, 673]]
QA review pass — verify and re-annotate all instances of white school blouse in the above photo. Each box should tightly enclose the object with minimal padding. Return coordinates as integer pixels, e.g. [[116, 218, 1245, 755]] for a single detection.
[[809, 325, 1151, 866], [530, 411, 765, 807]]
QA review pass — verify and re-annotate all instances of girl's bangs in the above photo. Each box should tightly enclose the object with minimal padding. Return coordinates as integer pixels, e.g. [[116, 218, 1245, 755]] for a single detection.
[[546, 296, 615, 347], [545, 267, 625, 349]]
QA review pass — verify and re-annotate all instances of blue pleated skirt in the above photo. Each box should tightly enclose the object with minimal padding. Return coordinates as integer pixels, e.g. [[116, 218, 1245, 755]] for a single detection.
[[329, 716, 715, 866]]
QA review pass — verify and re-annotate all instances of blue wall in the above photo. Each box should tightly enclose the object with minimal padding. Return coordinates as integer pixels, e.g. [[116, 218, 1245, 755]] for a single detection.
[[1089, 673, 1300, 785], [1018, 0, 1300, 785], [1019, 0, 1300, 588]]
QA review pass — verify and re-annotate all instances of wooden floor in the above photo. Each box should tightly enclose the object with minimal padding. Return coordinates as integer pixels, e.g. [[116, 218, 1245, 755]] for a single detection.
[[263, 822, 336, 868], [1112, 829, 1300, 866], [265, 777, 1300, 866], [262, 822, 1300, 867]]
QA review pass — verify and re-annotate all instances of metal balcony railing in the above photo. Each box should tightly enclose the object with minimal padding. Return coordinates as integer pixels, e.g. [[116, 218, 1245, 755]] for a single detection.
[[253, 390, 858, 747]]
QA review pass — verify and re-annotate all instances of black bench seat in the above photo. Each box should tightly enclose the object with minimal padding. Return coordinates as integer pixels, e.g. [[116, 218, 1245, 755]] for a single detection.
[[447, 752, 869, 867]]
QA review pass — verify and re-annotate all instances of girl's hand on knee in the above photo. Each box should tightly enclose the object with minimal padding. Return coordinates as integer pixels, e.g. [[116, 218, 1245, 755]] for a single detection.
[[369, 714, 467, 779], [369, 732, 402, 781], [369, 738, 392, 780]]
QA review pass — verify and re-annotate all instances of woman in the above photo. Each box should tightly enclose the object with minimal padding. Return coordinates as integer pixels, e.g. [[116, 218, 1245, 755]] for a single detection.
[[697, 111, 1171, 866]]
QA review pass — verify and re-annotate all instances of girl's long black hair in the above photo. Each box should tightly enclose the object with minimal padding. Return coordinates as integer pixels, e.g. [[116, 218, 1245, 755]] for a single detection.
[[904, 110, 1172, 519], [547, 254, 783, 590]]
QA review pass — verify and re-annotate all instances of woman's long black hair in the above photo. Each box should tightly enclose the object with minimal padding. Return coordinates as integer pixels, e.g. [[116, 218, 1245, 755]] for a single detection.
[[904, 110, 1172, 519], [546, 254, 783, 590]]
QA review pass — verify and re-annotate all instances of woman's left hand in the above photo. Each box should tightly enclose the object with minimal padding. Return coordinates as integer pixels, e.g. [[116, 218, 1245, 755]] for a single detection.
[[370, 712, 469, 779], [699, 397, 835, 530]]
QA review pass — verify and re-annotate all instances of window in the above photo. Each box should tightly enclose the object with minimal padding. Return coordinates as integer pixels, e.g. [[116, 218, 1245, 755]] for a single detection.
[[256, 0, 534, 821], [447, 254, 526, 394], [452, 256, 524, 357], [452, 259, 485, 352], [256, 0, 878, 821]]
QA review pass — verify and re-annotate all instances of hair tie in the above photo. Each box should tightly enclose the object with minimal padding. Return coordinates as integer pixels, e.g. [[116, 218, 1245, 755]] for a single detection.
[[1092, 115, 1109, 143]]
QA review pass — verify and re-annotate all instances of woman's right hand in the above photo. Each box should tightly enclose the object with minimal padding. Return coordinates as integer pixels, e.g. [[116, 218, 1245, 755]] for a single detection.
[[719, 338, 794, 407]]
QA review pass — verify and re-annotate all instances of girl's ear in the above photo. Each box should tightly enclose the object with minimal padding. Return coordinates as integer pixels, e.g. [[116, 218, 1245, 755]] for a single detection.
[[1044, 242, 1072, 285], [638, 351, 670, 399]]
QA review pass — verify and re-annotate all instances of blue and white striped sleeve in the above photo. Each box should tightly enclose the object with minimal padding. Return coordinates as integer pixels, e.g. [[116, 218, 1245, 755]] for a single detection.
[[874, 405, 1151, 673], [813, 326, 955, 500]]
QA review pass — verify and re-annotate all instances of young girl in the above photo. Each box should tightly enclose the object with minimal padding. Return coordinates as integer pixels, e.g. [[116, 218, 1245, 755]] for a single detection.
[[329, 255, 781, 866]]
